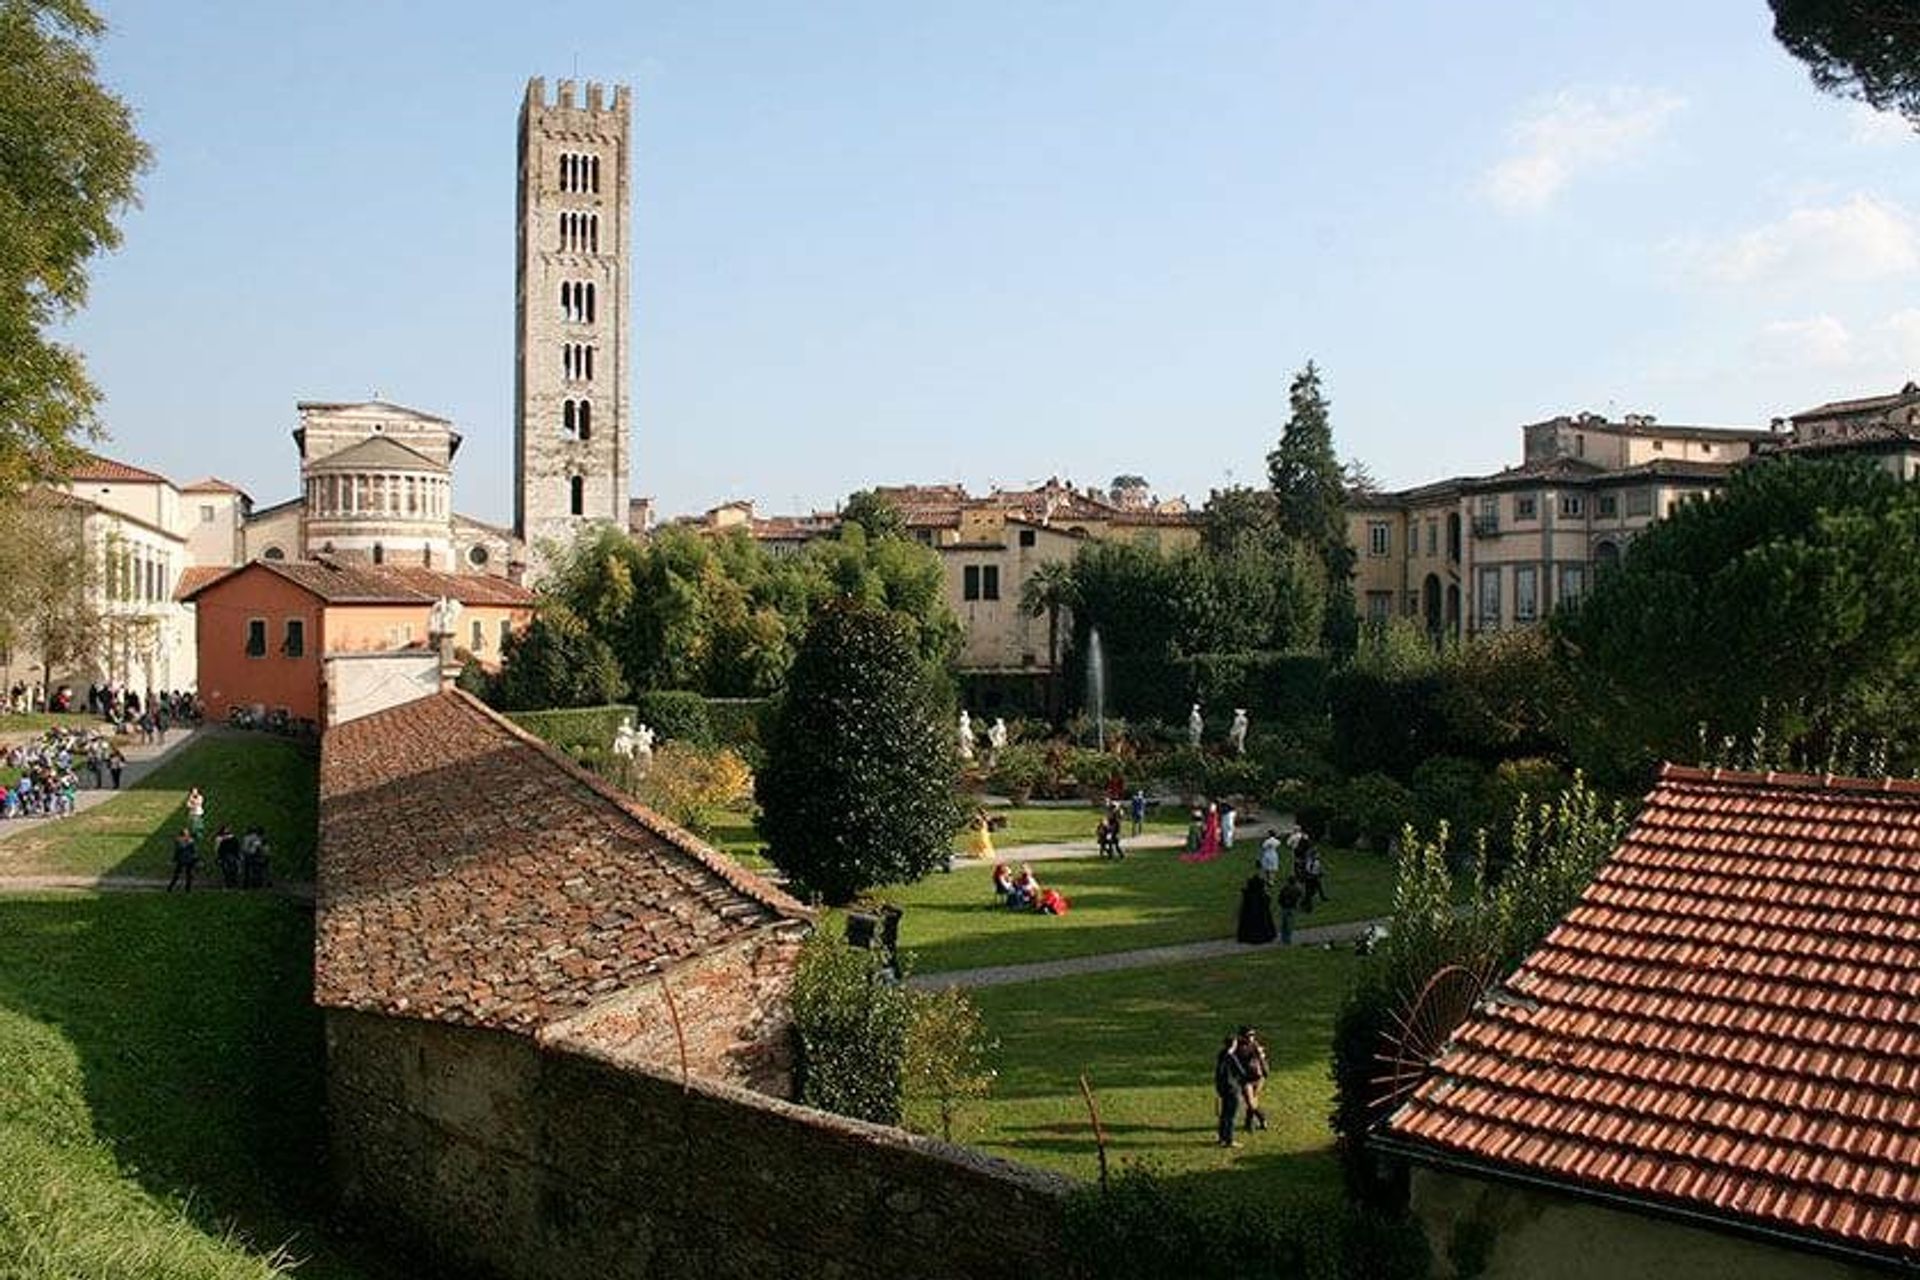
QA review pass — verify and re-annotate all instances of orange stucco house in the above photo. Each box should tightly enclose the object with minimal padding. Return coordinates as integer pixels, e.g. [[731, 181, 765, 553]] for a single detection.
[[180, 559, 536, 728]]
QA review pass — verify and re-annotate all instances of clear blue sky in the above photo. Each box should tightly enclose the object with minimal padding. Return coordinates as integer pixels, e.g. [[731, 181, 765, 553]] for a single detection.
[[70, 0, 1920, 524]]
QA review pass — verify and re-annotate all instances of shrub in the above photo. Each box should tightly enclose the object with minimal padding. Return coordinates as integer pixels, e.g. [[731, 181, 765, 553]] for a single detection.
[[704, 696, 769, 760], [1153, 745, 1212, 799], [1481, 757, 1570, 873], [1410, 755, 1490, 845], [790, 932, 909, 1125], [1069, 748, 1127, 791], [902, 987, 997, 1143], [757, 600, 964, 904], [1203, 756, 1265, 801], [636, 743, 753, 832], [989, 742, 1046, 803], [633, 689, 713, 746], [1180, 650, 1330, 724], [1062, 1165, 1429, 1280]]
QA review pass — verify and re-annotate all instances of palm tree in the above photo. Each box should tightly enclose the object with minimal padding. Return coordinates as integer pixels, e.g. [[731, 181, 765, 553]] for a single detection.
[[1020, 560, 1078, 722]]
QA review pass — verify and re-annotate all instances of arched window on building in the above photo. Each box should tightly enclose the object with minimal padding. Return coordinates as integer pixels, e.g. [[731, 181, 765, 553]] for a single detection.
[[578, 401, 591, 440], [585, 282, 596, 323], [587, 213, 599, 253], [372, 543, 384, 565], [563, 400, 578, 438], [262, 545, 285, 561], [569, 475, 584, 516]]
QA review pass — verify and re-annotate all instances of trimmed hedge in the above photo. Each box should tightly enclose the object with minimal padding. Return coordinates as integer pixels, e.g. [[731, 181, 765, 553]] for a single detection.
[[633, 690, 712, 745], [705, 697, 770, 758], [506, 704, 637, 757]]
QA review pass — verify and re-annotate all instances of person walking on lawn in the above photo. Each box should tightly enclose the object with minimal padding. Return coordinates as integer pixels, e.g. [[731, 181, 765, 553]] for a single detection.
[[1258, 831, 1281, 885], [1213, 1033, 1248, 1147], [214, 825, 241, 889], [1277, 875, 1303, 945], [1235, 1026, 1270, 1132], [241, 826, 270, 889], [1129, 789, 1146, 837], [167, 827, 198, 892], [108, 747, 125, 789], [1303, 846, 1328, 911]]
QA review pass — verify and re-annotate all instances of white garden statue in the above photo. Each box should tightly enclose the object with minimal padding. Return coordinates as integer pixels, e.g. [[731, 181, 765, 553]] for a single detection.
[[1228, 708, 1249, 756], [612, 718, 657, 780], [987, 717, 1008, 753], [1188, 703, 1204, 749], [957, 709, 976, 763], [612, 716, 639, 760]]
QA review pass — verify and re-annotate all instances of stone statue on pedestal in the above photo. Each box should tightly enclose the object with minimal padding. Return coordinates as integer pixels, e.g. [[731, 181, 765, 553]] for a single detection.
[[1229, 708, 1249, 756], [958, 709, 976, 763], [1188, 703, 1204, 749]]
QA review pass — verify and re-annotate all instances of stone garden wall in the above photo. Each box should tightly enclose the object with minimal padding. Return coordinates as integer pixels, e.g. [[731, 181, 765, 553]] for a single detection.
[[327, 1009, 1069, 1279]]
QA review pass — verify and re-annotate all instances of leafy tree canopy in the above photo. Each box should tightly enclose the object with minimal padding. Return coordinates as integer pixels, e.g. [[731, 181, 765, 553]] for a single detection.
[[756, 599, 964, 904], [1770, 0, 1920, 125], [488, 602, 627, 711], [1554, 458, 1920, 782], [541, 522, 958, 698], [0, 1, 150, 493], [840, 488, 906, 542]]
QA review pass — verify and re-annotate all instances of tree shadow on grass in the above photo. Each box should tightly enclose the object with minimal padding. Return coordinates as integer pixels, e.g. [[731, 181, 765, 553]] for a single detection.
[[0, 893, 407, 1278]]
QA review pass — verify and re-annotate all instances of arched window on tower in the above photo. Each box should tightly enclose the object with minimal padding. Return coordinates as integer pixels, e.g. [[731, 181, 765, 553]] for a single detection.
[[559, 281, 571, 320], [372, 543, 384, 565], [578, 401, 592, 440], [569, 475, 585, 516], [585, 282, 596, 324], [559, 154, 569, 190], [563, 400, 577, 438], [585, 345, 594, 381], [591, 155, 601, 193], [588, 213, 599, 254]]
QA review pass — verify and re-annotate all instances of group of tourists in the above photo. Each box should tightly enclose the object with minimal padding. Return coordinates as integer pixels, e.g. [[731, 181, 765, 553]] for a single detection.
[[1211, 1026, 1271, 1146], [1179, 800, 1238, 863], [1237, 828, 1329, 946], [167, 788, 275, 893], [990, 862, 1070, 915], [1, 727, 125, 819]]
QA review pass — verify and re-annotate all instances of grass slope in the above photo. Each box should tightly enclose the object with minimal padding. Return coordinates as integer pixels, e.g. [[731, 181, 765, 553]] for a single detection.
[[879, 846, 1398, 974], [0, 734, 317, 881], [0, 893, 385, 1279], [923, 945, 1356, 1206]]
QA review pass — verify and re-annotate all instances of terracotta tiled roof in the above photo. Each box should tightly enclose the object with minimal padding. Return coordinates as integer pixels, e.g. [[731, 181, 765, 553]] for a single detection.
[[1383, 764, 1920, 1266], [181, 559, 536, 606], [303, 435, 447, 474], [68, 453, 170, 485], [181, 476, 248, 496], [172, 565, 229, 600], [1788, 382, 1920, 422], [315, 690, 810, 1033]]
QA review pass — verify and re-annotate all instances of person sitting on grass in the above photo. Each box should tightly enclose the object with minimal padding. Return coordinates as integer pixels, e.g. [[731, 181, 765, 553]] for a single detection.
[[991, 862, 1014, 902], [1008, 864, 1041, 910], [1036, 885, 1070, 915]]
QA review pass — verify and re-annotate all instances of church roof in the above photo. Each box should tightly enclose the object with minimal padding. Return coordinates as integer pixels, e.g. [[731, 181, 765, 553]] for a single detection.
[[315, 690, 810, 1034], [295, 398, 453, 424], [181, 476, 250, 498], [303, 435, 449, 474]]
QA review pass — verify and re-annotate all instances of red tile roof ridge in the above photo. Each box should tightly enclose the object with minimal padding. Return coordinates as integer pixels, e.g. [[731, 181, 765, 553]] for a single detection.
[[444, 688, 813, 922], [1657, 761, 1920, 797]]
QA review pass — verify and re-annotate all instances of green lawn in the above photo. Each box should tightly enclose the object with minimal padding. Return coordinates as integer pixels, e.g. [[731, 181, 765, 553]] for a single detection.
[[0, 734, 317, 881], [962, 804, 1194, 850], [0, 893, 395, 1279], [919, 945, 1355, 1206], [878, 845, 1398, 974]]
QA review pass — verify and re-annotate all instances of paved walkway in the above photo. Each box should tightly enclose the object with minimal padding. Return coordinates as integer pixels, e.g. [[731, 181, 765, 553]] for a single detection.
[[950, 832, 1187, 866], [0, 726, 202, 841], [908, 914, 1382, 991]]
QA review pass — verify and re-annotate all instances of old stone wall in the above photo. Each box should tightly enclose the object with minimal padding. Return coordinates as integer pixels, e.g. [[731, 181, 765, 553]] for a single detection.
[[540, 928, 802, 1096], [328, 1009, 1068, 1280]]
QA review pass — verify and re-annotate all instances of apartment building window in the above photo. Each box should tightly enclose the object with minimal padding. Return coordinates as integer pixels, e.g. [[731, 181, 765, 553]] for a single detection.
[[283, 619, 304, 658], [963, 565, 979, 600], [983, 565, 1000, 600], [1514, 493, 1538, 521], [1598, 494, 1618, 518], [245, 619, 267, 658], [1477, 567, 1501, 628], [1367, 521, 1391, 557], [1625, 488, 1653, 517], [1018, 528, 1036, 547], [569, 476, 585, 516], [1560, 495, 1584, 517], [199, 504, 215, 524], [471, 619, 484, 651], [1558, 564, 1586, 606], [963, 565, 1001, 601], [1425, 521, 1438, 557], [1366, 591, 1394, 623], [500, 619, 512, 652], [1514, 566, 1539, 622]]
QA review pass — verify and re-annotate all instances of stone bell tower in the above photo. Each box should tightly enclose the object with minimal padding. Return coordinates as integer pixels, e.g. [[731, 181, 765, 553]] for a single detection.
[[513, 77, 631, 580]]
